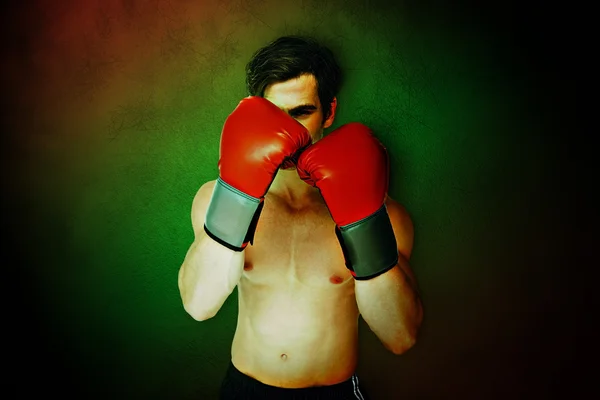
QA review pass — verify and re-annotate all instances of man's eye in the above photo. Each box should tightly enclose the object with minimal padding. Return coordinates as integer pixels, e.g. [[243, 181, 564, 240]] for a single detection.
[[291, 111, 308, 118]]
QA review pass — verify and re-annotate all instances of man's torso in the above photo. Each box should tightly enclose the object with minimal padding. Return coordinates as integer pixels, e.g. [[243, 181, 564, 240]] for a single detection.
[[231, 188, 360, 388]]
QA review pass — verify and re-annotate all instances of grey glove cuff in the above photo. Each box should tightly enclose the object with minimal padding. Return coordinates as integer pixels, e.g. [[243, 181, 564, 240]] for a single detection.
[[204, 177, 264, 252], [336, 205, 399, 280]]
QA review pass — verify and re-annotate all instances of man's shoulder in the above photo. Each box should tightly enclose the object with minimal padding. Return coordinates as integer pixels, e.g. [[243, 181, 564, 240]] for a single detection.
[[199, 179, 218, 193], [385, 197, 412, 225], [384, 196, 414, 259], [192, 179, 218, 210], [190, 179, 218, 231]]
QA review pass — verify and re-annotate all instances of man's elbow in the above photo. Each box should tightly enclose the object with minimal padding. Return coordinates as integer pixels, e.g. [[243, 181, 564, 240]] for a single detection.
[[179, 281, 225, 321], [180, 287, 220, 321], [387, 332, 418, 355], [388, 316, 422, 355], [183, 302, 218, 321], [388, 303, 424, 355]]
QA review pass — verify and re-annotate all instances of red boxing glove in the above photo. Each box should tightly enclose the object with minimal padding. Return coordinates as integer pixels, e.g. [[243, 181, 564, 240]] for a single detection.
[[297, 122, 399, 279], [218, 97, 311, 198], [204, 96, 311, 251]]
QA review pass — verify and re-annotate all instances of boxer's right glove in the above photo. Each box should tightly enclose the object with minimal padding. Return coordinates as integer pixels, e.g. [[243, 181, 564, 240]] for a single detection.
[[204, 96, 311, 251]]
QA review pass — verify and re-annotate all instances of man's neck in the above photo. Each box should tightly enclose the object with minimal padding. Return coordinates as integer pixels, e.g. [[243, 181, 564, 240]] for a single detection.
[[266, 168, 320, 208]]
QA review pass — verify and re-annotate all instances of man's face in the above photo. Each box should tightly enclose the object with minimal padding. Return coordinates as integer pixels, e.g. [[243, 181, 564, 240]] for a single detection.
[[264, 73, 336, 144]]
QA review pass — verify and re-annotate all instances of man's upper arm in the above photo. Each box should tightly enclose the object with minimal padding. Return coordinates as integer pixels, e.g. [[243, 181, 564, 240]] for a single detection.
[[191, 180, 217, 238]]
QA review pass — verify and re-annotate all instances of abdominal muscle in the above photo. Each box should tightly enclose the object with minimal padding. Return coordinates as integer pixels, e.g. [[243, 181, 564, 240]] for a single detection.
[[231, 275, 359, 388]]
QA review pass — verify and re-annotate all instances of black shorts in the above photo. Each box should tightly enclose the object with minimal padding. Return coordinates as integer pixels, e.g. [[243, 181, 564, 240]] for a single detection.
[[219, 361, 370, 400]]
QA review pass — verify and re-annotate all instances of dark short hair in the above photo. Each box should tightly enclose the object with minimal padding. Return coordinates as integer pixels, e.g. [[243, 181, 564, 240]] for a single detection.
[[245, 35, 342, 122]]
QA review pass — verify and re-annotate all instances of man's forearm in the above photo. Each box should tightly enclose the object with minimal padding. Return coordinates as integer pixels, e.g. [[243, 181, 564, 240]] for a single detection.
[[354, 256, 423, 355], [178, 234, 245, 321]]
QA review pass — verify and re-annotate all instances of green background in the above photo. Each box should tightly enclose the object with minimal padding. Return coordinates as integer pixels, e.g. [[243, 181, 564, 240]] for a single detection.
[[4, 0, 589, 399]]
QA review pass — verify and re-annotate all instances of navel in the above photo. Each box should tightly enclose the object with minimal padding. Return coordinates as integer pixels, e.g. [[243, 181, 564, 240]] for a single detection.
[[329, 274, 344, 284], [280, 353, 288, 361]]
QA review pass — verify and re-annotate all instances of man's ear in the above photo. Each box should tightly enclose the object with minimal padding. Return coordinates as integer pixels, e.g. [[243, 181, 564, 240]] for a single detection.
[[323, 97, 338, 129]]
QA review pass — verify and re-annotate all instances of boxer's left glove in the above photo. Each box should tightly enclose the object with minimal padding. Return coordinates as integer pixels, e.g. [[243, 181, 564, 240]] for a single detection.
[[204, 96, 311, 251], [297, 122, 399, 279]]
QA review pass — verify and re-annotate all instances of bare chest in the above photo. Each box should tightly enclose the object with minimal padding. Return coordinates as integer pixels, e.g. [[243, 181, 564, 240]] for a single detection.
[[242, 197, 352, 288]]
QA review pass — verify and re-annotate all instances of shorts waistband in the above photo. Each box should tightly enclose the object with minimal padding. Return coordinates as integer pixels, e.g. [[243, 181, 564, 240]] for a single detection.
[[220, 361, 368, 400]]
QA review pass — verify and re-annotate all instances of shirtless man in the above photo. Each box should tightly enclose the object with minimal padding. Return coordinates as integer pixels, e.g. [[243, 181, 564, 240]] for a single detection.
[[178, 36, 423, 399]]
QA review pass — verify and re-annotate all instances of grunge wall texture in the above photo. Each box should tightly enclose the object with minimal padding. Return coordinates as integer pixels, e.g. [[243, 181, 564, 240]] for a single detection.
[[3, 0, 590, 399]]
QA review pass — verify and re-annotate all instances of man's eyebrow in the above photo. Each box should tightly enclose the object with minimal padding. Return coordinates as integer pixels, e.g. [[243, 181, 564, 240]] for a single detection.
[[287, 104, 318, 114]]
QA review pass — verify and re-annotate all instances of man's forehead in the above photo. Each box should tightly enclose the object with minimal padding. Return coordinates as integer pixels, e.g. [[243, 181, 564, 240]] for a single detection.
[[263, 74, 320, 110]]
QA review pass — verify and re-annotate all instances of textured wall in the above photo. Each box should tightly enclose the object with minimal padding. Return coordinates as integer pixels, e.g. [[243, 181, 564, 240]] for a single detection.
[[4, 0, 588, 399]]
